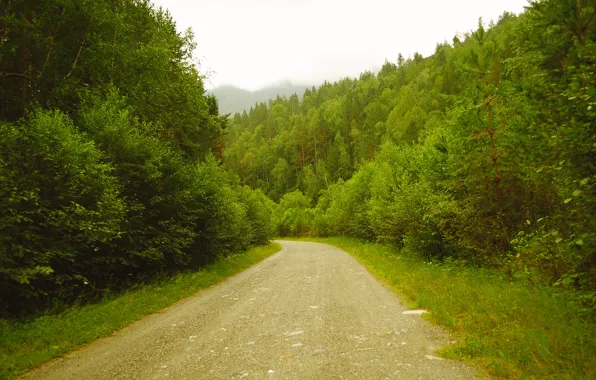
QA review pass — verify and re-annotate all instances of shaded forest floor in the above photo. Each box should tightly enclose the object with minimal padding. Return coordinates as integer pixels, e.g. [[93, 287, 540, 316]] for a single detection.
[[288, 237, 595, 379], [0, 243, 281, 379]]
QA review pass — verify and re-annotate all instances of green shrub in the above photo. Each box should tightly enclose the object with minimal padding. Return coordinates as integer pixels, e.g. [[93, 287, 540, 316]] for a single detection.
[[274, 190, 314, 236], [0, 110, 125, 314]]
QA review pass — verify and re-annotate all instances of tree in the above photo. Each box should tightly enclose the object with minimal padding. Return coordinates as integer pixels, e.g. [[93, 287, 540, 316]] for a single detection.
[[0, 0, 274, 316], [0, 109, 125, 313], [271, 158, 292, 201]]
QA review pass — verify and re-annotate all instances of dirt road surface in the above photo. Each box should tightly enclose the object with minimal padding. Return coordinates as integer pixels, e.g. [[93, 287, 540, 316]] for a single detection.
[[23, 240, 479, 379]]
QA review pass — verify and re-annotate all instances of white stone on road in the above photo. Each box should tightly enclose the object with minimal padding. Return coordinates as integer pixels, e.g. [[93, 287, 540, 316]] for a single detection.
[[403, 310, 430, 315]]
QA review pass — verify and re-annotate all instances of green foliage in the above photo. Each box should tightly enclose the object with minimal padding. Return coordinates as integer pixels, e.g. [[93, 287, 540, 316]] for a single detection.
[[0, 0, 223, 159], [226, 1, 596, 290], [274, 191, 313, 237], [0, 110, 125, 313], [0, 1, 274, 316], [80, 92, 197, 268], [236, 186, 276, 246], [324, 166, 375, 239]]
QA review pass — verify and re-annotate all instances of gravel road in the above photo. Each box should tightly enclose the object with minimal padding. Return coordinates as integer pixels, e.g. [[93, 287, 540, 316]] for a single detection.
[[23, 240, 479, 379]]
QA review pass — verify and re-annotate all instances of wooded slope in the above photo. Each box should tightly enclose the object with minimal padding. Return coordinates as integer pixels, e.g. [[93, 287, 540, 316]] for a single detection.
[[224, 1, 595, 290]]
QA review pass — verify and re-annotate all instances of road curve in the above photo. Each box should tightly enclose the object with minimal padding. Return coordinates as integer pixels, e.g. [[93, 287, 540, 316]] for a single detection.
[[23, 240, 478, 380]]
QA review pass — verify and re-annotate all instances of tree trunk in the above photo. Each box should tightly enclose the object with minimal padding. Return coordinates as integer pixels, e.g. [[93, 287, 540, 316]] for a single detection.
[[482, 73, 505, 234]]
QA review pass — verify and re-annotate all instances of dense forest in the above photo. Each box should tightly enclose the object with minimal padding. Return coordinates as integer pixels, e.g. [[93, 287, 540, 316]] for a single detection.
[[224, 1, 595, 291], [0, 0, 274, 316], [0, 0, 594, 318]]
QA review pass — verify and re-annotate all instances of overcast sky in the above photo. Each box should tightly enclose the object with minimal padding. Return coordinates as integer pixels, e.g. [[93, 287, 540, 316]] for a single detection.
[[150, 0, 529, 91]]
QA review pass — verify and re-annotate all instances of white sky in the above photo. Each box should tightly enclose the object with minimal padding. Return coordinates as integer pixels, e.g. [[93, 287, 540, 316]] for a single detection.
[[151, 0, 528, 91]]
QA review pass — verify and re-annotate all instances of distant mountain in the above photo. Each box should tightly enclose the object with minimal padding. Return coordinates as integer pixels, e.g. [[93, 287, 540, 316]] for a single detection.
[[209, 81, 311, 115]]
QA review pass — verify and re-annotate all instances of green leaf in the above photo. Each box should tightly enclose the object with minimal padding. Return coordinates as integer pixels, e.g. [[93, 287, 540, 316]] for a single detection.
[[572, 189, 581, 197], [575, 239, 583, 246], [564, 198, 572, 203], [555, 237, 563, 244]]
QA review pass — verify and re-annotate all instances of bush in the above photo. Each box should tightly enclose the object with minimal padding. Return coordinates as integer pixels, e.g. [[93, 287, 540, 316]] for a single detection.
[[274, 191, 314, 236], [0, 95, 274, 317], [237, 186, 275, 245], [325, 166, 375, 239], [0, 110, 125, 314]]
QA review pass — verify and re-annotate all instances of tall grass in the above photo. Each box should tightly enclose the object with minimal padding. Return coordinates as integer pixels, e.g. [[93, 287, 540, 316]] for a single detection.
[[306, 237, 595, 379], [0, 243, 281, 379]]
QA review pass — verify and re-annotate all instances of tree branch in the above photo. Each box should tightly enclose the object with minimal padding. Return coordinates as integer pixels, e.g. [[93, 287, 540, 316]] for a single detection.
[[0, 72, 30, 79], [65, 38, 85, 79], [39, 6, 66, 78]]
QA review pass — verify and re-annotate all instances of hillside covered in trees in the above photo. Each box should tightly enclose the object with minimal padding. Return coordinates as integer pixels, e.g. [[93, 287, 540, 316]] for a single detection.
[[224, 1, 595, 290], [0, 0, 274, 316], [0, 0, 594, 319]]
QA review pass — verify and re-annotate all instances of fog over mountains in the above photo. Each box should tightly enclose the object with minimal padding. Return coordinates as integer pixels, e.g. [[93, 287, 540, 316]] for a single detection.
[[209, 81, 312, 115]]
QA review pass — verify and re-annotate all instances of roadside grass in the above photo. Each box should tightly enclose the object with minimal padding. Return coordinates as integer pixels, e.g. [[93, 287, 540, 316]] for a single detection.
[[0, 243, 281, 379], [292, 237, 595, 379]]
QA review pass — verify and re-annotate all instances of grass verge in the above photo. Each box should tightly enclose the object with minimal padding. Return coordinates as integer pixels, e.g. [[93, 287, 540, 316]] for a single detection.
[[296, 237, 595, 379], [0, 242, 281, 379]]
